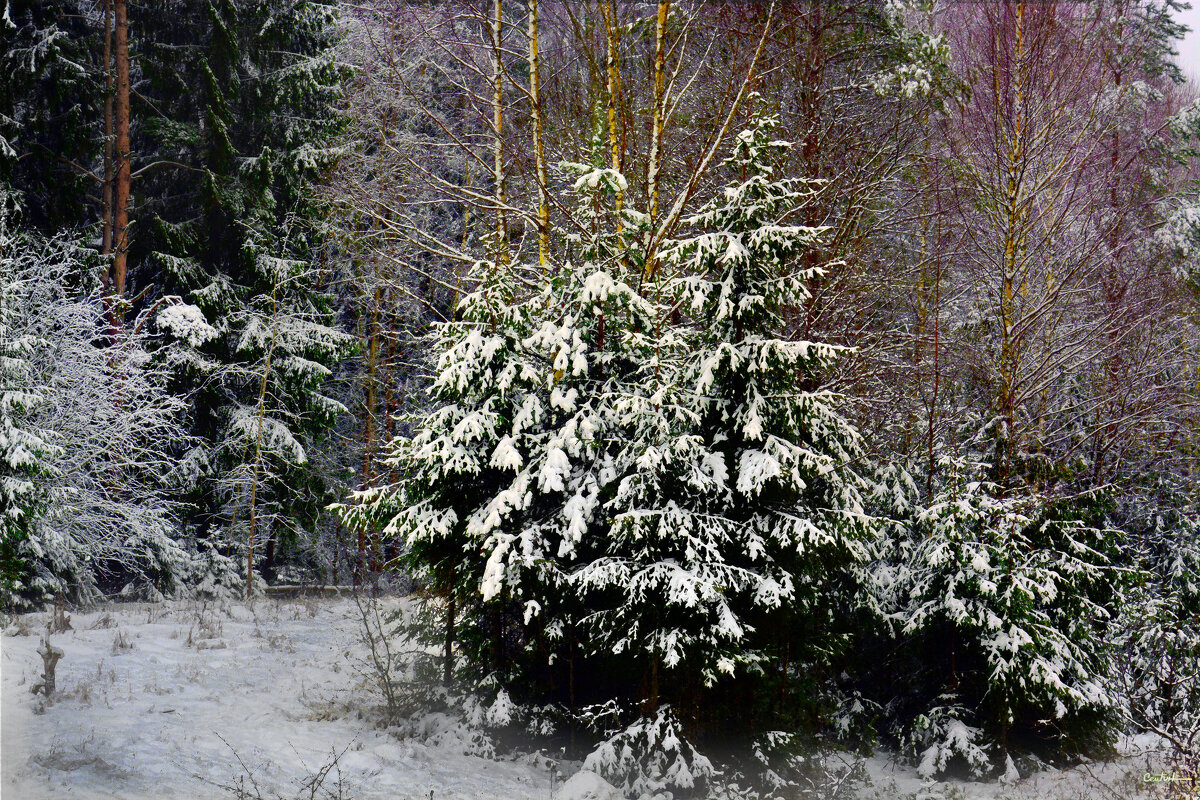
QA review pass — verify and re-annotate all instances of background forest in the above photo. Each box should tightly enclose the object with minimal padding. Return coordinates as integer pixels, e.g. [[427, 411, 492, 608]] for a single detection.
[[3, 1, 1200, 797]]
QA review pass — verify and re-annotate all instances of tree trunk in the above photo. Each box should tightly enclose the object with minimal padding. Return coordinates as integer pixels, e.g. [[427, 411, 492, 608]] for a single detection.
[[995, 0, 1029, 490], [111, 0, 131, 304], [643, 1, 669, 283], [360, 277, 382, 576], [528, 0, 549, 267], [101, 0, 115, 265], [263, 531, 277, 583], [601, 0, 624, 233], [34, 638, 64, 700], [490, 0, 508, 263], [568, 633, 577, 756], [646, 1, 668, 225], [443, 567, 456, 686]]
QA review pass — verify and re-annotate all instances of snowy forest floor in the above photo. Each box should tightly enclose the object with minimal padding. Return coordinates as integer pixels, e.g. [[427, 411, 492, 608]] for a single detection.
[[0, 597, 1177, 800]]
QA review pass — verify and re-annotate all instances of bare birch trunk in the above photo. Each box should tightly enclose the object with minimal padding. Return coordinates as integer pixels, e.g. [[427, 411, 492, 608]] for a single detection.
[[647, 1, 668, 225], [528, 0, 549, 267], [491, 0, 508, 263], [601, 0, 624, 233], [996, 1, 1028, 489], [644, 0, 669, 281]]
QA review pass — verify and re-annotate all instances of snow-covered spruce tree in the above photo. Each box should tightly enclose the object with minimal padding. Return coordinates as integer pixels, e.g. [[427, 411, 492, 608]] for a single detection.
[[207, 241, 352, 595], [1132, 101, 1200, 766], [339, 145, 655, 681], [354, 115, 875, 796], [0, 220, 58, 608], [132, 0, 350, 569], [336, 142, 670, 744], [502, 157, 672, 727], [0, 0, 102, 236], [1110, 475, 1200, 772], [339, 249, 550, 690], [867, 454, 1126, 779], [571, 115, 871, 796]]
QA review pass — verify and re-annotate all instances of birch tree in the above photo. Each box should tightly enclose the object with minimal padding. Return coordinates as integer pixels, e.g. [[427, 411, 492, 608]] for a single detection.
[[1, 230, 198, 607]]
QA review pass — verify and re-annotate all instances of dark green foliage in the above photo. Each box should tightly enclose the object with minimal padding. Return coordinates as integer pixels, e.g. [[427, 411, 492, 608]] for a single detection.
[[127, 1, 351, 550], [0, 1, 102, 235], [860, 461, 1129, 777]]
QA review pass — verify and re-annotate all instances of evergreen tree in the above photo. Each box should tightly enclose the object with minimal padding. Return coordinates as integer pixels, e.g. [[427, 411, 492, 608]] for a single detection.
[[867, 455, 1126, 778], [351, 111, 875, 796], [130, 1, 351, 569], [599, 113, 868, 690], [574, 115, 871, 794], [1, 1, 352, 586], [0, 1, 101, 235], [0, 223, 57, 607], [340, 249, 548, 681], [338, 132, 671, 732]]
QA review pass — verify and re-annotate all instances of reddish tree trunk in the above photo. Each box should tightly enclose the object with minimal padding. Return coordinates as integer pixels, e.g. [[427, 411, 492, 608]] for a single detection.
[[101, 0, 114, 265], [111, 0, 131, 302]]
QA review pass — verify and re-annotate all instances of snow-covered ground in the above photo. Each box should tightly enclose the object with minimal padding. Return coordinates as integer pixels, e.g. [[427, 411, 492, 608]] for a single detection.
[[2, 597, 551, 800], [0, 597, 1174, 800]]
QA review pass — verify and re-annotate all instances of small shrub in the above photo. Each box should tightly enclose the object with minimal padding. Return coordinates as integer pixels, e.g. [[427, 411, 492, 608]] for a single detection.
[[112, 629, 134, 653]]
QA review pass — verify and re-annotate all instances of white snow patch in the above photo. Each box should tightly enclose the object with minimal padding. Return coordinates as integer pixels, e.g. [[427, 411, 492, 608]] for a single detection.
[[559, 769, 621, 800], [1, 598, 550, 800], [0, 601, 1172, 800], [157, 303, 217, 347]]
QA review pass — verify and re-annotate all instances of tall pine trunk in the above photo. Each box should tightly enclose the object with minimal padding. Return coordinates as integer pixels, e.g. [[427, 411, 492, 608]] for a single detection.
[[111, 0, 131, 304], [101, 0, 115, 265]]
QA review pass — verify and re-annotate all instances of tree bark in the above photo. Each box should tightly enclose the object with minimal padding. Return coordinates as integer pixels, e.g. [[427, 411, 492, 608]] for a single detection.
[[528, 0, 549, 268], [101, 0, 115, 265], [360, 277, 381, 577], [490, 0, 508, 263], [601, 0, 624, 233], [34, 638, 64, 700], [443, 565, 456, 686], [646, 1, 668, 226], [111, 0, 131, 303], [643, 1, 669, 282]]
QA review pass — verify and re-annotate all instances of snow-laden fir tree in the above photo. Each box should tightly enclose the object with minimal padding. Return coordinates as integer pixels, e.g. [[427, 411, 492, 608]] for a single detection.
[[340, 147, 658, 691], [212, 247, 351, 595], [1110, 475, 1200, 772], [0, 221, 57, 607], [134, 0, 351, 572], [347, 112, 877, 796], [481, 146, 661, 624], [337, 130, 674, 739], [868, 454, 1125, 778], [0, 0, 101, 235], [340, 249, 551, 685], [1114, 91, 1200, 773], [573, 113, 871, 795]]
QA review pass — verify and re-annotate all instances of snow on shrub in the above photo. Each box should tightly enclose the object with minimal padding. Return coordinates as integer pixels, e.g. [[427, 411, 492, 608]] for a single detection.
[[583, 706, 714, 799]]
